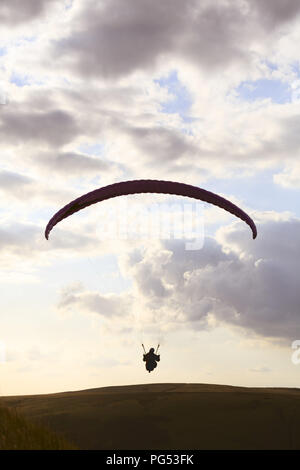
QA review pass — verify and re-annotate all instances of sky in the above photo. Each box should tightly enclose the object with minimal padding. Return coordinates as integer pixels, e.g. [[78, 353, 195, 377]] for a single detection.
[[1, 0, 300, 395]]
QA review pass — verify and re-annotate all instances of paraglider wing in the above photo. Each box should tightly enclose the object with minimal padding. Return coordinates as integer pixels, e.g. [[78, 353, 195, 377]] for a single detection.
[[45, 179, 257, 240]]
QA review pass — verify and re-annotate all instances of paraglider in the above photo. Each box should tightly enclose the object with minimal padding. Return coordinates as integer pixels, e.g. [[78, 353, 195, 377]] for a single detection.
[[142, 344, 160, 373], [45, 179, 257, 240], [45, 179, 257, 373]]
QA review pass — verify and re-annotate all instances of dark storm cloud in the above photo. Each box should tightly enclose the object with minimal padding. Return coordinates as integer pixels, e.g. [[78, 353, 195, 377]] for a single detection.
[[0, 0, 59, 26], [52, 0, 300, 80], [0, 108, 79, 147]]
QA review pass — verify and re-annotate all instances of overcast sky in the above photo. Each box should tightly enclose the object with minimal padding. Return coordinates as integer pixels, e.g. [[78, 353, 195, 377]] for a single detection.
[[1, 0, 300, 395]]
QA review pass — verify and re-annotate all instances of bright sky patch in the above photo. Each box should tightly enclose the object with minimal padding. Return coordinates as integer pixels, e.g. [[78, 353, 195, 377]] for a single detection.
[[155, 70, 193, 120], [78, 143, 105, 155], [236, 78, 291, 104]]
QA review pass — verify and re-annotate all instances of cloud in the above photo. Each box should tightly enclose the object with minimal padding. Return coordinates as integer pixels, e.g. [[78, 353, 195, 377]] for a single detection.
[[0, 169, 76, 206], [116, 215, 300, 342], [0, 0, 60, 26], [53, 0, 191, 79], [58, 281, 133, 321], [34, 151, 111, 175], [0, 170, 33, 194], [0, 222, 42, 256], [274, 162, 300, 188], [252, 0, 300, 28], [2, 1, 300, 185], [51, 0, 300, 82], [123, 124, 197, 171], [0, 219, 101, 276], [0, 107, 80, 147]]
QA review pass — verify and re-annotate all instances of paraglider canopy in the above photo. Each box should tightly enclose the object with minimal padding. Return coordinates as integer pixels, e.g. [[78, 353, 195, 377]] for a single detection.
[[45, 179, 257, 240]]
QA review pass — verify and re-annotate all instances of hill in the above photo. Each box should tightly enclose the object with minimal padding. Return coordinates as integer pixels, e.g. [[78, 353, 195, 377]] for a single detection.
[[1, 383, 300, 449], [0, 404, 76, 449]]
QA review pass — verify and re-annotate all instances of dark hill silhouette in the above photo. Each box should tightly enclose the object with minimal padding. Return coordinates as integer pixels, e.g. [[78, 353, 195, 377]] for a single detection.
[[1, 383, 300, 449]]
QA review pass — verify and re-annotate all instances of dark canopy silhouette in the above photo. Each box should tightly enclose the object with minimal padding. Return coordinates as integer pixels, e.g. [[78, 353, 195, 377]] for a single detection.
[[45, 179, 257, 240]]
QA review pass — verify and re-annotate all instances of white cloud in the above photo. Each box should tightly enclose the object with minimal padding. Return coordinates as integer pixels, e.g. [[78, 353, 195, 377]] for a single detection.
[[58, 281, 133, 320], [274, 162, 300, 189]]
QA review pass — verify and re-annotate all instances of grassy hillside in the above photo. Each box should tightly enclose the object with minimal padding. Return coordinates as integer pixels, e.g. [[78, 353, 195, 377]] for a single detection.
[[1, 383, 300, 449], [0, 405, 76, 449]]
